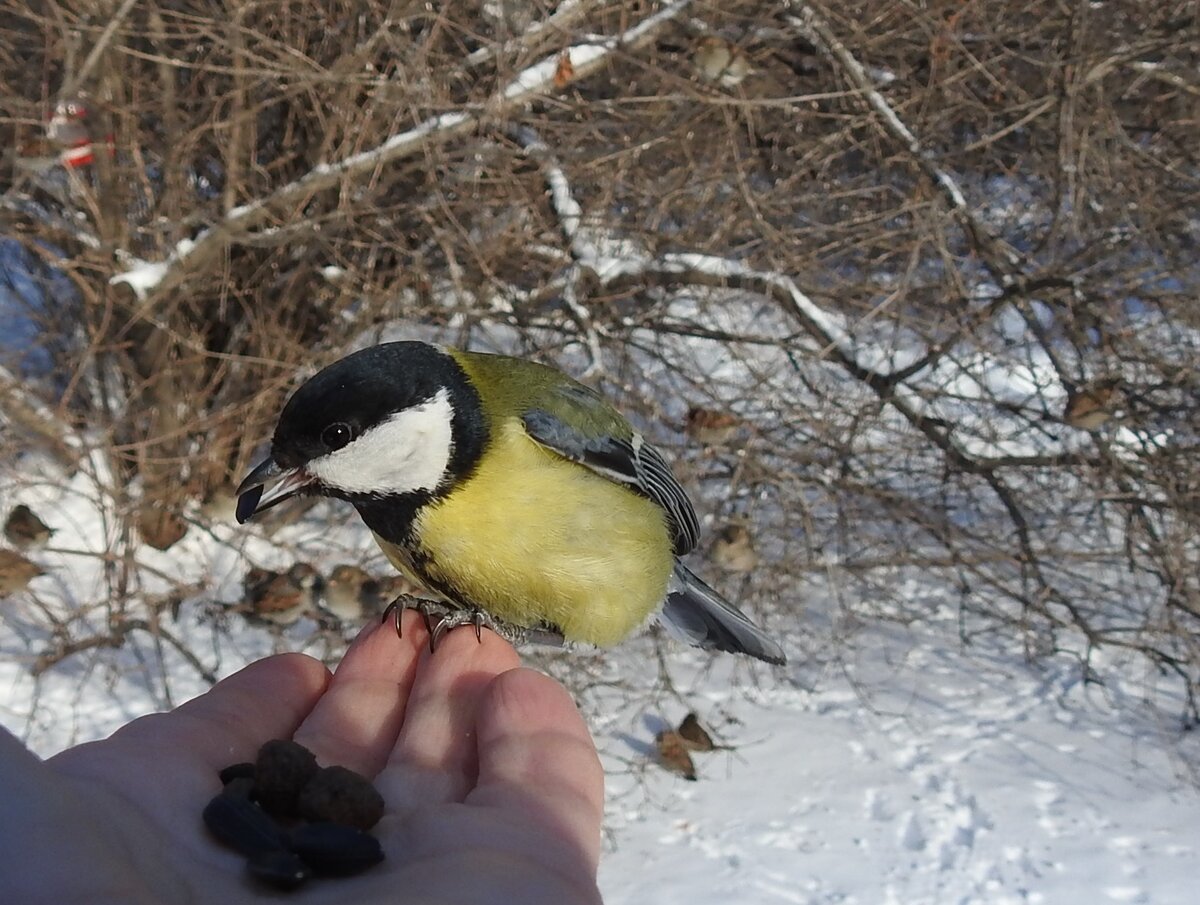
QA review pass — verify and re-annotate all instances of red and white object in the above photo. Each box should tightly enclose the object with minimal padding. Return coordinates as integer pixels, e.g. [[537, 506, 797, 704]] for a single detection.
[[46, 98, 96, 168]]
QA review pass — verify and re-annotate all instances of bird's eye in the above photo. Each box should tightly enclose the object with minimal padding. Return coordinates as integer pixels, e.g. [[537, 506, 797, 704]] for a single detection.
[[321, 422, 353, 450]]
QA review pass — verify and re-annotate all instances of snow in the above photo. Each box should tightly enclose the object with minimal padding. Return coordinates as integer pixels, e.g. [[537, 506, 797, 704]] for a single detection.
[[594, 618, 1199, 905], [108, 257, 169, 298], [1, 298, 1197, 902], [503, 45, 608, 100], [109, 238, 196, 298], [1, 459, 1197, 904]]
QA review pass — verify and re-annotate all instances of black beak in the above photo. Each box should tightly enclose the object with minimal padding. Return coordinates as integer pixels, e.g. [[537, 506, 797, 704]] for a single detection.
[[235, 457, 315, 524]]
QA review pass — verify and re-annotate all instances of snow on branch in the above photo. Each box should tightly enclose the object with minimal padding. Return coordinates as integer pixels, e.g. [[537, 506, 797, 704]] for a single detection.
[[108, 0, 694, 303], [512, 125, 896, 385], [622, 252, 1068, 471], [510, 119, 1065, 474], [510, 126, 652, 285], [656, 253, 854, 355]]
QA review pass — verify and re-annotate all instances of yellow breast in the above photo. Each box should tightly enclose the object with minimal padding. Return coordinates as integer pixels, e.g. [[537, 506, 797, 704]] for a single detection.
[[404, 420, 673, 647]]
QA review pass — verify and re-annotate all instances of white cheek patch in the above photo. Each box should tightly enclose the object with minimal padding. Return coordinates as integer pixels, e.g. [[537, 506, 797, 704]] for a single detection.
[[307, 388, 455, 496]]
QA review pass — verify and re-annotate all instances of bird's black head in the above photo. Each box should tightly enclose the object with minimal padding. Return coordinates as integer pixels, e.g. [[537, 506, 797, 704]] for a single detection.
[[236, 342, 486, 527]]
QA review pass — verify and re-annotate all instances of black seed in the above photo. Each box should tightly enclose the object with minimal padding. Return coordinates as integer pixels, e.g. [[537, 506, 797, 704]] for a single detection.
[[248, 850, 312, 891], [202, 792, 288, 857], [236, 486, 264, 524], [222, 776, 256, 800], [288, 822, 385, 876]]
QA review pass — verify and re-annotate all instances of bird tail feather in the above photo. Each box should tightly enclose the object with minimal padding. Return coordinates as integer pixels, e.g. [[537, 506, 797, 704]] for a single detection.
[[660, 563, 786, 665]]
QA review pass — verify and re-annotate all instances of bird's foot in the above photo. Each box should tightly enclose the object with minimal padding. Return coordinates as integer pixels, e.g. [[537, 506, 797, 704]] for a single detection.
[[426, 608, 569, 651], [381, 595, 454, 641], [427, 607, 496, 650], [380, 596, 566, 652]]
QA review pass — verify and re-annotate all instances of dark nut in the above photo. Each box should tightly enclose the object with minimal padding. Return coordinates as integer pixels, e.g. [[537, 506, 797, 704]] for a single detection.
[[297, 765, 385, 830], [247, 849, 312, 891], [288, 822, 385, 876], [255, 739, 319, 817], [202, 792, 289, 857]]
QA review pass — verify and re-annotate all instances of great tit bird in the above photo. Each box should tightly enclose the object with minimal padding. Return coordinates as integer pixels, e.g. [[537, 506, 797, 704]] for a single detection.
[[236, 341, 785, 665]]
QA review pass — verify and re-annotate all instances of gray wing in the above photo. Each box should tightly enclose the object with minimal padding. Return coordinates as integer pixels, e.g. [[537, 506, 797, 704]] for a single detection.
[[522, 407, 701, 556]]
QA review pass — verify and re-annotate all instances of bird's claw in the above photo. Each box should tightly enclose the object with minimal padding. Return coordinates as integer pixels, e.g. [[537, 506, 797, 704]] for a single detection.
[[380, 597, 568, 652], [427, 608, 496, 651], [381, 596, 452, 640]]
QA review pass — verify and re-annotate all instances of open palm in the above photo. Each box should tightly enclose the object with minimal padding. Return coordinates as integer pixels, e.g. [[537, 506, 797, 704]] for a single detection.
[[1, 615, 604, 904]]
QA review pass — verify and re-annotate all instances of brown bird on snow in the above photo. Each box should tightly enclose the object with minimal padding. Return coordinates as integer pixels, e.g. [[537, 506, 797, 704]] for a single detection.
[[241, 563, 323, 627], [693, 36, 751, 87], [676, 712, 717, 752], [1063, 378, 1121, 431], [4, 505, 53, 550], [710, 523, 759, 574], [0, 549, 46, 595], [655, 729, 698, 781]]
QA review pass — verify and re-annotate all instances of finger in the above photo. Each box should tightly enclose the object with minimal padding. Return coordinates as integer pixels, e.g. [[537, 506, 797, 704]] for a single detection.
[[377, 626, 520, 811], [115, 652, 329, 761], [291, 611, 428, 776], [51, 652, 331, 793], [468, 668, 604, 873]]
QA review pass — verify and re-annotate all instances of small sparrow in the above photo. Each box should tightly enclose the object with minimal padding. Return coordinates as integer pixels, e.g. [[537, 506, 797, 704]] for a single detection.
[[711, 523, 759, 573], [321, 564, 383, 623], [684, 406, 740, 446], [693, 36, 751, 88], [654, 729, 698, 781], [1063, 378, 1121, 431], [0, 549, 46, 595], [676, 712, 716, 752], [241, 563, 323, 627], [4, 505, 53, 550]]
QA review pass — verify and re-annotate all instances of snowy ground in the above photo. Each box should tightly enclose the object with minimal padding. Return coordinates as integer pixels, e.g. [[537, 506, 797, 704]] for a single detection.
[[596, 621, 1199, 905], [1, 464, 1198, 904], [5, 605, 1198, 905]]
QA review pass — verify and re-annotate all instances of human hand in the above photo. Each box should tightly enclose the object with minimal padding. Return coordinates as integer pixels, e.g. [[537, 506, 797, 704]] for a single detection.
[[0, 614, 604, 904]]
